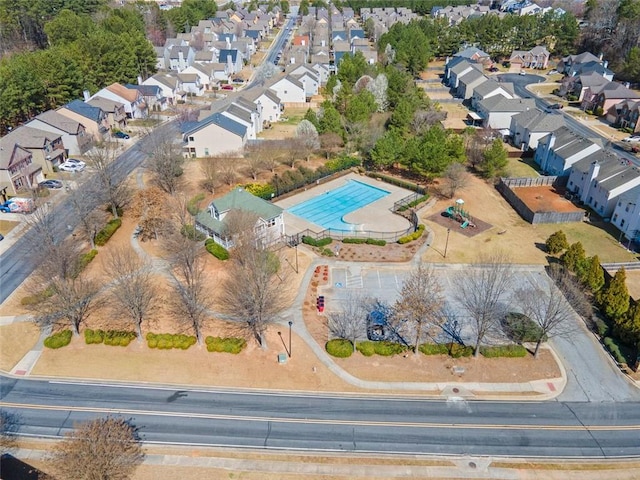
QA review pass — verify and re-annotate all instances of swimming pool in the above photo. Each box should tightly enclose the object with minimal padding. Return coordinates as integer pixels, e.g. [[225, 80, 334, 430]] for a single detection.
[[287, 180, 390, 230]]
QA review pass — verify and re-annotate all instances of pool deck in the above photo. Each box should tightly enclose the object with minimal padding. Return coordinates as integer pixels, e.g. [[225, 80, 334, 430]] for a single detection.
[[275, 173, 413, 235]]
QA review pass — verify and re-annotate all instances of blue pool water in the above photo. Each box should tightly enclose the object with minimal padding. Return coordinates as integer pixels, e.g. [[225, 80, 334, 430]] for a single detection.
[[287, 180, 390, 230]]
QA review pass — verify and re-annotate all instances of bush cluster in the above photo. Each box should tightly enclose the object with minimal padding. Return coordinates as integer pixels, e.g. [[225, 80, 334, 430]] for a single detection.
[[479, 345, 528, 358], [418, 343, 473, 358], [181, 224, 206, 241], [501, 313, 546, 344], [84, 329, 136, 346], [302, 236, 332, 247], [603, 337, 627, 365], [146, 333, 197, 350], [205, 238, 229, 260], [44, 330, 72, 349], [21, 286, 55, 306], [398, 224, 425, 244], [325, 339, 353, 357], [187, 193, 205, 216], [365, 172, 427, 194], [95, 218, 122, 246], [356, 341, 408, 356], [342, 238, 387, 246], [545, 230, 569, 255], [205, 336, 247, 354], [397, 194, 430, 212], [243, 182, 276, 200]]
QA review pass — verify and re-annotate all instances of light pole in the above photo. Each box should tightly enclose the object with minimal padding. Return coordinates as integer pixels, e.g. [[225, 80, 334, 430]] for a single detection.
[[277, 321, 293, 358], [444, 228, 451, 258], [288, 321, 293, 358]]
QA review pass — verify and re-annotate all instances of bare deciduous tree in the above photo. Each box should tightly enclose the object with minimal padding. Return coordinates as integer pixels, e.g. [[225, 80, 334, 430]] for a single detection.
[[166, 233, 211, 344], [319, 132, 344, 158], [103, 247, 157, 340], [219, 157, 239, 185], [281, 138, 300, 168], [85, 140, 132, 218], [456, 251, 514, 356], [130, 187, 170, 240], [412, 108, 447, 135], [443, 162, 470, 199], [200, 155, 221, 193], [67, 183, 106, 249], [257, 142, 283, 172], [244, 146, 265, 180], [295, 120, 320, 161], [146, 138, 184, 194], [327, 291, 367, 351], [394, 263, 444, 353], [219, 225, 289, 347], [50, 417, 144, 480]]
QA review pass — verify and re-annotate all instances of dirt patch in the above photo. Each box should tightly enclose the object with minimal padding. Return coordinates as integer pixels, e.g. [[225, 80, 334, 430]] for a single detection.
[[511, 185, 583, 213]]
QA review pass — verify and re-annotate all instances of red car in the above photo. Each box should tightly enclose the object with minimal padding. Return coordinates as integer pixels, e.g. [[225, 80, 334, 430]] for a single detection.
[[221, 84, 234, 90]]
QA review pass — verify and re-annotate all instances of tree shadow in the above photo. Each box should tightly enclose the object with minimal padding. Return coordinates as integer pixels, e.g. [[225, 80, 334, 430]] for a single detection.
[[0, 454, 46, 480]]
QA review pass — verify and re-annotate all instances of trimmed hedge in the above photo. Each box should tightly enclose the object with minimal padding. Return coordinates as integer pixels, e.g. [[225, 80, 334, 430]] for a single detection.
[[501, 312, 546, 344], [146, 332, 197, 350], [342, 238, 387, 246], [21, 285, 55, 306], [205, 238, 229, 260], [72, 249, 98, 279], [205, 336, 247, 354], [302, 236, 332, 247], [326, 339, 353, 357], [603, 337, 627, 365], [84, 329, 136, 346], [243, 182, 276, 200], [479, 345, 528, 358], [397, 194, 430, 212], [419, 342, 473, 358], [398, 224, 425, 244], [44, 330, 72, 349], [187, 193, 205, 216], [356, 341, 408, 356], [95, 218, 122, 246], [366, 172, 427, 194]]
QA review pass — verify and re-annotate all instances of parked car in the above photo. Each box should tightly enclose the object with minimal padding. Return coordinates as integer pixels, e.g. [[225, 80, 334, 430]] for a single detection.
[[66, 158, 86, 168], [38, 179, 63, 189], [547, 69, 558, 75], [488, 66, 499, 72], [59, 161, 84, 172], [0, 198, 35, 213], [0, 233, 4, 241], [113, 131, 130, 139], [622, 135, 640, 143], [548, 103, 563, 110], [519, 70, 526, 76], [221, 84, 234, 90]]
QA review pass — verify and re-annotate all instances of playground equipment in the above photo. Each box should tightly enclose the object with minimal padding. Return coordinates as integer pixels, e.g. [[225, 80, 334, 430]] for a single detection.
[[444, 200, 476, 229]]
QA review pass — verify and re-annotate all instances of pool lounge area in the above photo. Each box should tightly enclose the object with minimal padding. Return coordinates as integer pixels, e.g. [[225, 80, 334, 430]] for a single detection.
[[275, 173, 414, 236]]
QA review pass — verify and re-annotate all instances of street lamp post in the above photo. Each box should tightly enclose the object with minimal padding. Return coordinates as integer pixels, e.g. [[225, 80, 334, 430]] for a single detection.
[[444, 228, 451, 258], [288, 321, 293, 358], [277, 321, 293, 358]]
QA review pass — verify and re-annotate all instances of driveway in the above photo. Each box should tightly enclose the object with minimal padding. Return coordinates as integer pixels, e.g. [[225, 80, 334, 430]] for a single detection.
[[322, 262, 640, 402]]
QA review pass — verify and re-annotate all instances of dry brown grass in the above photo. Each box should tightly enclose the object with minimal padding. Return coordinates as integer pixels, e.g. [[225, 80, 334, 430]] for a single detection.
[[0, 322, 40, 371], [0, 219, 20, 235]]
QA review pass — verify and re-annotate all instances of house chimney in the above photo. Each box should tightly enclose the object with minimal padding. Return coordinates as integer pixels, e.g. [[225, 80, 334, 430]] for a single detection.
[[603, 60, 608, 69], [83, 90, 91, 102], [226, 38, 231, 48], [137, 75, 143, 85], [598, 52, 603, 60]]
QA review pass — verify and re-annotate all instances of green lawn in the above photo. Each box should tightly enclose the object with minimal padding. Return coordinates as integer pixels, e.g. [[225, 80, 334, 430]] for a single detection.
[[507, 157, 540, 178]]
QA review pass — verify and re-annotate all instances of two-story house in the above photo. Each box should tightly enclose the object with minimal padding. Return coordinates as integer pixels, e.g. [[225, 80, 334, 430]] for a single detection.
[[182, 112, 248, 158], [0, 132, 43, 195], [1, 125, 65, 178], [58, 99, 110, 142], [611, 99, 640, 134], [471, 79, 515, 109], [510, 108, 566, 150], [245, 88, 282, 124], [86, 97, 127, 131], [28, 110, 93, 155], [508, 46, 550, 70], [535, 126, 602, 176], [475, 95, 536, 130], [91, 83, 147, 119], [195, 187, 285, 248], [611, 185, 640, 243]]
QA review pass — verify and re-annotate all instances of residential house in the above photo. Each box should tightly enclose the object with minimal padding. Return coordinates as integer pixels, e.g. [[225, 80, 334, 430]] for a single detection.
[[86, 97, 127, 131], [453, 46, 491, 64], [168, 45, 195, 71], [557, 51, 603, 75], [221, 102, 258, 139], [195, 187, 285, 248], [567, 151, 640, 217], [508, 45, 550, 70], [509, 108, 566, 150], [180, 63, 216, 90], [535, 126, 602, 176], [312, 63, 330, 84], [349, 29, 365, 42], [182, 112, 248, 158], [177, 73, 204, 96], [1, 125, 64, 179], [290, 66, 320, 97], [0, 133, 42, 195], [581, 82, 640, 119], [125, 83, 167, 112], [268, 75, 306, 103], [611, 99, 640, 134], [471, 79, 515, 109], [446, 58, 482, 89], [559, 71, 610, 102], [142, 73, 184, 105], [218, 49, 243, 75], [610, 185, 640, 242], [475, 95, 536, 130], [28, 110, 93, 155], [58, 99, 110, 142], [566, 60, 613, 79], [456, 69, 489, 99], [91, 83, 146, 119], [245, 89, 282, 123]]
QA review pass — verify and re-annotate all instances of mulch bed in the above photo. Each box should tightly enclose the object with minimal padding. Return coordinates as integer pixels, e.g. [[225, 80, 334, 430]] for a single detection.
[[427, 210, 493, 237]]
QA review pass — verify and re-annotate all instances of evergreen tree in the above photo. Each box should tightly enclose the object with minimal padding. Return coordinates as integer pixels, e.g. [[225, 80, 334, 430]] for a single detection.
[[581, 255, 605, 293], [598, 267, 630, 322], [560, 241, 586, 274], [480, 138, 507, 178], [545, 230, 569, 255]]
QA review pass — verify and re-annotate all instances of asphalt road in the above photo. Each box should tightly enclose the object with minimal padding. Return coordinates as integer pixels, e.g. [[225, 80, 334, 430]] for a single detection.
[[0, 121, 179, 304], [499, 73, 638, 165], [2, 375, 639, 457]]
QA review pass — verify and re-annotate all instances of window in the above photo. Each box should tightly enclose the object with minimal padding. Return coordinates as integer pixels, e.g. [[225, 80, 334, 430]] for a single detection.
[[613, 214, 618, 222], [594, 201, 598, 209], [267, 218, 276, 227], [189, 136, 195, 141], [621, 219, 626, 227], [204, 148, 209, 156], [588, 196, 592, 204]]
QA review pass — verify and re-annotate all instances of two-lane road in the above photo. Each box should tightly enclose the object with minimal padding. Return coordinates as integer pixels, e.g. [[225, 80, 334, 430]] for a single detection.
[[2, 375, 640, 457]]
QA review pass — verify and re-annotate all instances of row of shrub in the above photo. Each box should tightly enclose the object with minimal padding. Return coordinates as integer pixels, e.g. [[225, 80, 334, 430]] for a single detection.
[[146, 333, 197, 350], [205, 336, 247, 354], [243, 182, 275, 199], [398, 224, 426, 244], [21, 285, 55, 306], [187, 193, 205, 216], [366, 172, 427, 195], [95, 218, 122, 246], [396, 194, 430, 212], [182, 224, 206, 241], [72, 249, 98, 278], [603, 337, 628, 365], [44, 330, 72, 349], [342, 238, 386, 246], [326, 339, 528, 358], [85, 329, 137, 346], [205, 238, 229, 260], [302, 236, 332, 248]]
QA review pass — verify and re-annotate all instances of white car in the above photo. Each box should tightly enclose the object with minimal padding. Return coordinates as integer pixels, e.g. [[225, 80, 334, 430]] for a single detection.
[[66, 158, 86, 168], [58, 161, 84, 172], [622, 135, 640, 143]]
